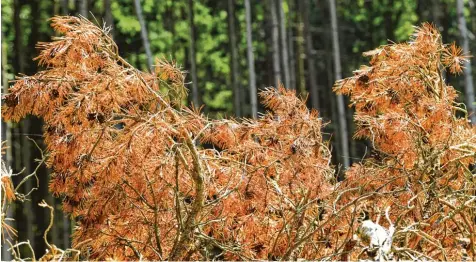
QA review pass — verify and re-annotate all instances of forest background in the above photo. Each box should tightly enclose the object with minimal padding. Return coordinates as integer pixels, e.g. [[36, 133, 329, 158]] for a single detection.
[[1, 0, 475, 259]]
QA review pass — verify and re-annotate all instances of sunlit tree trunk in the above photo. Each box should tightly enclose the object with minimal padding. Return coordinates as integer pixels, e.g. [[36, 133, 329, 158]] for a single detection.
[[104, 0, 114, 39], [133, 0, 153, 71], [301, 0, 319, 109], [1, 31, 10, 182], [245, 0, 257, 118], [329, 0, 350, 169], [456, 0, 476, 124], [187, 0, 199, 106], [270, 0, 281, 88], [277, 0, 290, 89], [1, 26, 13, 262], [227, 0, 241, 117]]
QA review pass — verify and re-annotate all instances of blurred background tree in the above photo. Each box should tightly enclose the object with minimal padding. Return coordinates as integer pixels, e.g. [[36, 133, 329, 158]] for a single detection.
[[1, 0, 475, 258]]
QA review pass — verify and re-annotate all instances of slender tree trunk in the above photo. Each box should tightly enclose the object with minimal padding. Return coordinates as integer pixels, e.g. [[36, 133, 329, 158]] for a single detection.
[[384, 0, 396, 41], [133, 0, 153, 71], [77, 0, 88, 17], [61, 0, 69, 14], [29, 0, 51, 255], [431, 0, 447, 83], [270, 0, 281, 88], [21, 62, 36, 259], [441, 1, 452, 85], [295, 1, 306, 97], [245, 0, 257, 118], [13, 0, 25, 76], [12, 0, 37, 251], [329, 0, 350, 169], [288, 26, 296, 90], [288, 0, 296, 90], [27, 0, 40, 74], [277, 0, 290, 89], [163, 1, 176, 58], [364, 0, 374, 50], [1, 26, 13, 262], [301, 0, 319, 109], [1, 31, 11, 165], [431, 0, 442, 29], [104, 0, 114, 39], [187, 0, 199, 106], [457, 0, 476, 124], [227, 0, 241, 117], [325, 33, 340, 168], [417, 0, 431, 22]]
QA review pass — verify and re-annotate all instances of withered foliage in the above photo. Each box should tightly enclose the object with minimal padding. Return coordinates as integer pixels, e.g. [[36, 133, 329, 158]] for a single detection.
[[334, 23, 476, 260], [2, 17, 475, 261], [2, 17, 336, 260]]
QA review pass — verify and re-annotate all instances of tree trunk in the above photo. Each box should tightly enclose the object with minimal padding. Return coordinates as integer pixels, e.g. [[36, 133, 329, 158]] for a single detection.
[[77, 0, 88, 17], [163, 1, 176, 58], [227, 0, 241, 117], [441, 1, 452, 85], [456, 0, 476, 124], [431, 0, 442, 29], [245, 0, 258, 118], [329, 0, 350, 169], [287, 0, 296, 90], [301, 0, 319, 109], [270, 0, 281, 88], [365, 0, 374, 50], [104, 0, 114, 39], [417, 0, 431, 22], [295, 0, 306, 97], [12, 0, 37, 252], [29, 0, 51, 255], [1, 26, 13, 262], [13, 0, 25, 76], [187, 0, 199, 106], [277, 0, 290, 89], [61, 0, 69, 14], [431, 0, 447, 83], [1, 30, 11, 165], [384, 0, 395, 41], [62, 214, 70, 249], [133, 0, 153, 71], [325, 32, 340, 171]]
